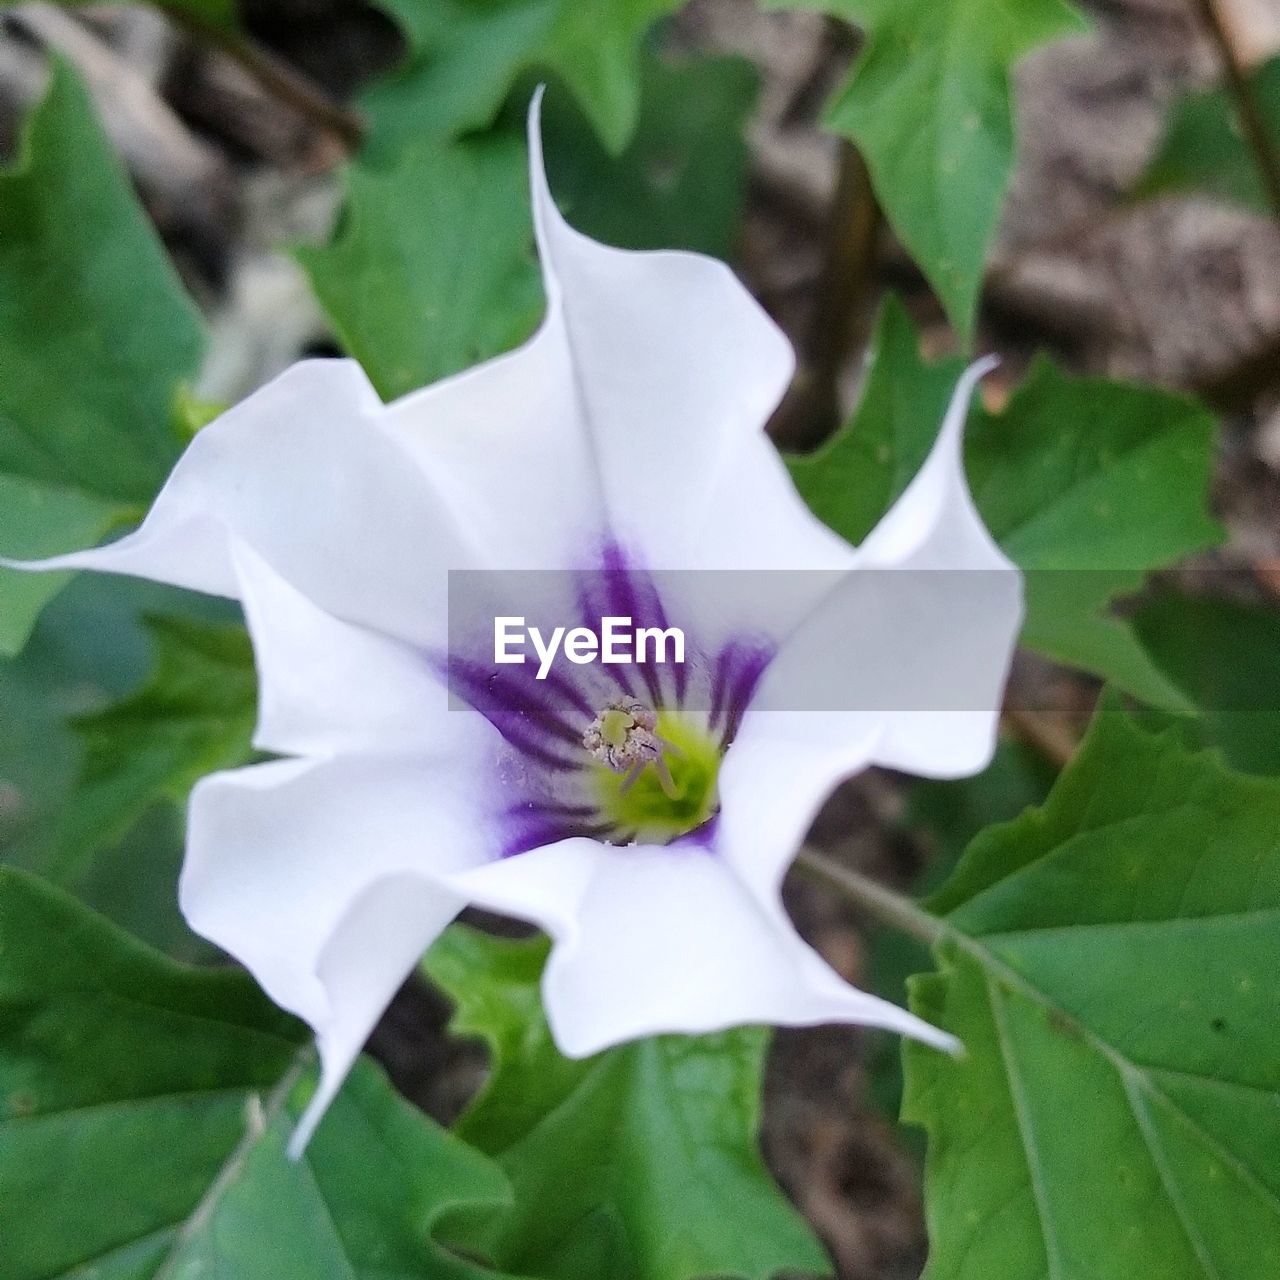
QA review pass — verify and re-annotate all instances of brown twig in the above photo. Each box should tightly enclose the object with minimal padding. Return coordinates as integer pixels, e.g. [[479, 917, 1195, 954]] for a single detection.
[[1193, 328, 1280, 410], [772, 139, 883, 450], [1001, 705, 1079, 771], [166, 10, 365, 152], [1192, 0, 1280, 224], [8, 3, 239, 254]]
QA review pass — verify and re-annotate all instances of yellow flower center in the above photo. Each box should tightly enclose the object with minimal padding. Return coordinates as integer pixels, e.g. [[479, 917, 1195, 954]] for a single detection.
[[588, 708, 721, 844]]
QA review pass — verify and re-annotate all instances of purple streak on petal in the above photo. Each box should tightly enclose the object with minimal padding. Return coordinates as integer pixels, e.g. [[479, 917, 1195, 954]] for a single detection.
[[447, 657, 583, 771], [500, 808, 617, 859], [575, 563, 640, 701], [676, 812, 720, 849], [528, 662, 599, 720], [531, 801, 603, 820], [708, 640, 773, 746], [580, 542, 682, 708], [500, 809, 570, 858]]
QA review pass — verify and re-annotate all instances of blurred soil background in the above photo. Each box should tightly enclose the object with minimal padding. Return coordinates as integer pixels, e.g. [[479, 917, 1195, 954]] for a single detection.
[[0, 0, 1277, 1275]]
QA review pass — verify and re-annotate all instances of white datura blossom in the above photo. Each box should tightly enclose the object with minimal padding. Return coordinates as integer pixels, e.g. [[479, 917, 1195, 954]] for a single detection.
[[14, 95, 1022, 1154]]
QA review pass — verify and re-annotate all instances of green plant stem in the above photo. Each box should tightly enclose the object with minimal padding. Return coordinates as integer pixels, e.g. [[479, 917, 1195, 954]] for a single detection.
[[1192, 0, 1280, 224], [168, 12, 366, 151], [153, 1045, 314, 1280], [795, 846, 944, 948]]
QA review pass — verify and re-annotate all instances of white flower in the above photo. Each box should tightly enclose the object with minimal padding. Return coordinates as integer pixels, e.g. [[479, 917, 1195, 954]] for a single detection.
[[13, 94, 1022, 1154]]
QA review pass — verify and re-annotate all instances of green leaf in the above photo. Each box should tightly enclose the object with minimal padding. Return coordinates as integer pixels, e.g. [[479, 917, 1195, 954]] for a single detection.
[[52, 614, 257, 883], [788, 297, 960, 547], [40, 0, 239, 26], [789, 298, 1224, 710], [766, 0, 1086, 339], [541, 52, 759, 258], [1136, 56, 1280, 215], [0, 866, 515, 1280], [907, 742, 1059, 887], [0, 580, 241, 957], [297, 134, 542, 401], [424, 925, 830, 1280], [969, 367, 1223, 713], [0, 61, 204, 654], [152, 0, 238, 27], [1131, 587, 1280, 776], [306, 50, 759, 401], [362, 0, 684, 158], [903, 700, 1280, 1279], [866, 740, 1056, 1126]]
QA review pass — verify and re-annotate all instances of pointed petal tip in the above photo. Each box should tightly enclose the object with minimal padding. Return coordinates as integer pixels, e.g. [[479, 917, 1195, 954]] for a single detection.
[[523, 82, 567, 299], [894, 1005, 963, 1057], [285, 1116, 320, 1167], [935, 351, 1001, 451], [0, 549, 82, 574], [525, 83, 548, 168], [936, 1027, 965, 1057], [285, 1058, 335, 1161], [956, 352, 1000, 402]]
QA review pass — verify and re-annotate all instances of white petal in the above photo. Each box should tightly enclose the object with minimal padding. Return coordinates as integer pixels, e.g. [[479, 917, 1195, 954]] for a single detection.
[[289, 872, 464, 1157], [857, 356, 1004, 571], [230, 539, 468, 758], [378, 307, 604, 572], [716, 362, 1021, 894], [527, 101, 818, 571], [447, 839, 955, 1058], [11, 360, 472, 648], [695, 431, 856, 572], [744, 363, 1021, 749], [381, 94, 838, 582], [717, 712, 883, 898], [183, 753, 493, 1147]]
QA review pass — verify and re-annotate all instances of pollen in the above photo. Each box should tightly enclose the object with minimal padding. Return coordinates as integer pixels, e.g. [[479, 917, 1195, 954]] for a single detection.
[[585, 703, 721, 843], [583, 699, 678, 795]]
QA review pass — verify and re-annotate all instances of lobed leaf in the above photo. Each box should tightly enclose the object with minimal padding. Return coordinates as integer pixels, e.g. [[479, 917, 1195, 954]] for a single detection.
[[1131, 587, 1280, 776], [296, 134, 543, 401], [1136, 56, 1280, 216], [867, 741, 1057, 1126], [904, 700, 1280, 1279], [540, 53, 759, 258], [0, 62, 205, 653], [0, 580, 236, 958], [51, 614, 258, 884], [765, 0, 1087, 339], [303, 52, 758, 398], [424, 925, 831, 1280], [362, 0, 684, 157], [0, 867, 516, 1280], [789, 298, 1224, 711]]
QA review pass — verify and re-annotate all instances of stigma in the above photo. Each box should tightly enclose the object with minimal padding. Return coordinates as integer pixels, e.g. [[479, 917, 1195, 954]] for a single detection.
[[583, 699, 680, 798]]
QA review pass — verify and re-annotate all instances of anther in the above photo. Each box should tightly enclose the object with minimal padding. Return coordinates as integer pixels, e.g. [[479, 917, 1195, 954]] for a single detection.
[[583, 699, 679, 796]]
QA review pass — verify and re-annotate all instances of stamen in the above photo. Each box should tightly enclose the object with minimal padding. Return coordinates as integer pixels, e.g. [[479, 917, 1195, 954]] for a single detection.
[[650, 754, 679, 800], [618, 761, 645, 794], [585, 703, 722, 845], [585, 699, 683, 802]]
